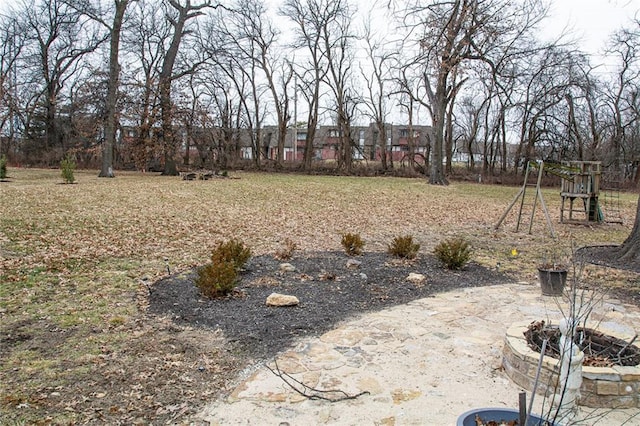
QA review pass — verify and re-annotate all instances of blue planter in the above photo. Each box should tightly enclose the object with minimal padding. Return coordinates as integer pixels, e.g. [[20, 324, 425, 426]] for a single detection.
[[457, 408, 552, 426]]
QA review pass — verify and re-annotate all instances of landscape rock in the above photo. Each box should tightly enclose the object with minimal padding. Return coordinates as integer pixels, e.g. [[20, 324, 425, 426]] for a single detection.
[[406, 273, 426, 284], [266, 293, 300, 307], [346, 259, 362, 269], [279, 263, 296, 272]]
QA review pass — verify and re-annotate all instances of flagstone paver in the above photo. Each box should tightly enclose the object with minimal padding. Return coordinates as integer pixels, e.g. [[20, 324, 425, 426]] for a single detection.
[[196, 283, 640, 425]]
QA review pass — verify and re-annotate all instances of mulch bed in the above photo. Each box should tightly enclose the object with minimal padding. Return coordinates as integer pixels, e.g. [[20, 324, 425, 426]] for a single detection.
[[142, 248, 640, 424], [148, 251, 510, 360], [575, 244, 640, 272], [576, 245, 640, 306]]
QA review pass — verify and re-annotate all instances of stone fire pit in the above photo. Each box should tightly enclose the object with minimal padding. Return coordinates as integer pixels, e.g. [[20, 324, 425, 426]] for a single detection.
[[503, 321, 640, 408]]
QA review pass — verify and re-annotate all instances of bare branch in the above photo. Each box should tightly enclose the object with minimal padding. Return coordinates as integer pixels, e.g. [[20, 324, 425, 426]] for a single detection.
[[266, 360, 370, 402]]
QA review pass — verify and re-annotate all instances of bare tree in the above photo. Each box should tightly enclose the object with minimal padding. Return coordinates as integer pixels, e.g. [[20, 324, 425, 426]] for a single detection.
[[208, 0, 287, 168], [318, 0, 358, 172], [603, 25, 640, 173], [0, 13, 26, 157], [560, 55, 611, 163], [601, 19, 640, 260], [360, 7, 396, 170], [456, 89, 492, 172], [280, 0, 329, 171], [20, 0, 106, 158], [121, 0, 167, 171], [228, 0, 293, 167], [400, 0, 477, 184], [159, 0, 212, 176], [67, 0, 135, 177], [175, 72, 202, 167], [399, 0, 548, 184], [579, 68, 609, 162], [509, 46, 574, 170]]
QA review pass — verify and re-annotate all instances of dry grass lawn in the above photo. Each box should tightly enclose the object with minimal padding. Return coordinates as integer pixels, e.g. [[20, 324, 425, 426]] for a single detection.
[[1, 168, 638, 424]]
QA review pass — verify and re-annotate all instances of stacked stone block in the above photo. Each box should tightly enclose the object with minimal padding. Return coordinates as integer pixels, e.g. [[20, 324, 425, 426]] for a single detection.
[[502, 322, 640, 409]]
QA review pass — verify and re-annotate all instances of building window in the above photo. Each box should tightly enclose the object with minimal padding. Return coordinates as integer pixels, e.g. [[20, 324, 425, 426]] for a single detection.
[[399, 129, 419, 138], [328, 129, 339, 138], [240, 147, 253, 159]]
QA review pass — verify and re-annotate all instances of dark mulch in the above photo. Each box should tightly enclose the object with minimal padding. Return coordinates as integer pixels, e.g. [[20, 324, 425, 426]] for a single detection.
[[576, 245, 640, 306], [576, 244, 640, 272], [148, 251, 510, 360]]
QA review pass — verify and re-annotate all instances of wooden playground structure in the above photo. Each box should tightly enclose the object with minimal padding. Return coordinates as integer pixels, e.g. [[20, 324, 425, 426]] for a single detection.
[[559, 161, 602, 223], [495, 160, 617, 237]]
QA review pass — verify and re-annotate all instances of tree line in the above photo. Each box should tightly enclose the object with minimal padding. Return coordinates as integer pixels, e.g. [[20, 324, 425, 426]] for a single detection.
[[0, 0, 639, 183]]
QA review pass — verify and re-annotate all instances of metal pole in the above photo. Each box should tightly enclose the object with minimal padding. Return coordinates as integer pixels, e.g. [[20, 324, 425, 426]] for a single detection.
[[518, 392, 527, 426], [527, 338, 548, 426]]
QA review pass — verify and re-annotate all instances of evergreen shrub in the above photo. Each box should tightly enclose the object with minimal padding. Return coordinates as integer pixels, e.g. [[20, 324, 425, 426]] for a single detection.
[[195, 239, 251, 298], [341, 232, 364, 256], [433, 236, 472, 270], [388, 235, 420, 259], [0, 155, 7, 180], [60, 154, 76, 184]]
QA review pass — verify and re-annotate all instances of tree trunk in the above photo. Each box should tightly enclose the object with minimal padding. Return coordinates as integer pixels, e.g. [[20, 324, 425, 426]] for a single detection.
[[183, 124, 192, 167], [160, 78, 178, 176], [339, 113, 352, 174], [100, 0, 129, 178], [160, 1, 207, 176], [377, 121, 388, 170], [277, 121, 287, 165], [445, 99, 454, 174], [616, 196, 640, 260], [303, 124, 316, 171], [46, 95, 57, 152], [303, 85, 320, 171], [429, 84, 449, 185], [566, 93, 584, 161]]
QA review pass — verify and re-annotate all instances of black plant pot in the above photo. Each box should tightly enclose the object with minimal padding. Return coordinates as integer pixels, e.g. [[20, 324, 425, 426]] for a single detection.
[[537, 268, 567, 296], [457, 408, 552, 426]]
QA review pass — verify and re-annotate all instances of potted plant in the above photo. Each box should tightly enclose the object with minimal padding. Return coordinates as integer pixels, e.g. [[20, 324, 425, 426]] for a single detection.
[[537, 251, 568, 296], [457, 407, 551, 426]]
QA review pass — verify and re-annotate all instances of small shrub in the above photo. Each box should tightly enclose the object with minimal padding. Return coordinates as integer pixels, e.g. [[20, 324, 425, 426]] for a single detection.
[[195, 260, 238, 298], [275, 238, 297, 260], [60, 154, 76, 184], [109, 316, 126, 327], [388, 235, 420, 259], [211, 239, 251, 270], [341, 232, 364, 256], [0, 155, 7, 179], [195, 239, 251, 298], [433, 236, 472, 270]]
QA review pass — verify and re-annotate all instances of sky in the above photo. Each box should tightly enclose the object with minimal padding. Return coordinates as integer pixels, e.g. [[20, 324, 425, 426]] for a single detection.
[[0, 0, 638, 126], [544, 0, 639, 58], [0, 0, 637, 58]]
